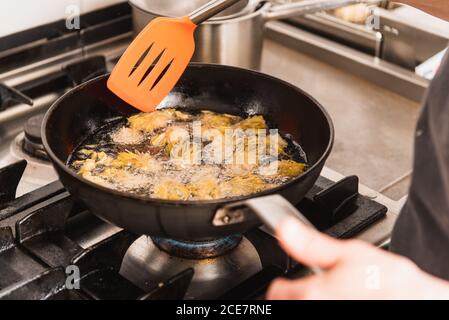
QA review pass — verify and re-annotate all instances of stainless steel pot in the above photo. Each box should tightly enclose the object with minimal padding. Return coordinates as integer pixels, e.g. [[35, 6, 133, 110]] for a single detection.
[[129, 0, 376, 69]]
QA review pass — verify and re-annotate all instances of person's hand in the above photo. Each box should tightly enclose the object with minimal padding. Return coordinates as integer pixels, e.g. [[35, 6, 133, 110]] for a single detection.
[[266, 217, 449, 300]]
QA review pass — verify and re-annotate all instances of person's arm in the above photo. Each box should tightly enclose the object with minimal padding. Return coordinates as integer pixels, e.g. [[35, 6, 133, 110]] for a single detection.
[[398, 1, 449, 21], [266, 218, 449, 300]]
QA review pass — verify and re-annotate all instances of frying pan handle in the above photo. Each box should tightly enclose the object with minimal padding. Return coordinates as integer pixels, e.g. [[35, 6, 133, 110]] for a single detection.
[[263, 0, 380, 21], [214, 194, 322, 274]]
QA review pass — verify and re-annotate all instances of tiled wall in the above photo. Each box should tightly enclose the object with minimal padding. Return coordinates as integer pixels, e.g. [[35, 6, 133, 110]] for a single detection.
[[0, 0, 126, 37]]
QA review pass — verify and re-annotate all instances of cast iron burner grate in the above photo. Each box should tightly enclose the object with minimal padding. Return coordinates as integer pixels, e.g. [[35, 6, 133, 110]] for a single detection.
[[0, 160, 386, 300]]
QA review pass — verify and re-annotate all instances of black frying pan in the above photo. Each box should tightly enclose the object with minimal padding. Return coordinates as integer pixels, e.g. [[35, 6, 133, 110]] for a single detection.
[[42, 63, 334, 241]]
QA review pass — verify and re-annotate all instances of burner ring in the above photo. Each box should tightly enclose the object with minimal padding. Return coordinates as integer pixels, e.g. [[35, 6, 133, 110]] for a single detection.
[[152, 235, 242, 259], [22, 114, 49, 161]]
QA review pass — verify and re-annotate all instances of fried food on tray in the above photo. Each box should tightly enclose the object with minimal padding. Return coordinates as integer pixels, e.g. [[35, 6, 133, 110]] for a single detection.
[[70, 109, 307, 201]]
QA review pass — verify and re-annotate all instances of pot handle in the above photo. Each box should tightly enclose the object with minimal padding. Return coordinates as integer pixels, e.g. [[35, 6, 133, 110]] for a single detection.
[[213, 194, 323, 274], [263, 0, 379, 21], [189, 0, 243, 24]]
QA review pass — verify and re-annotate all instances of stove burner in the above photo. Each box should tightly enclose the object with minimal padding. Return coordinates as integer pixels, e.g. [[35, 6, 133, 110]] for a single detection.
[[22, 114, 48, 161], [152, 235, 242, 259], [121, 235, 262, 299]]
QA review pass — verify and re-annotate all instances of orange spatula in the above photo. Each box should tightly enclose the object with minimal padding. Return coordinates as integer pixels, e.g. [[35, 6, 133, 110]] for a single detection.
[[107, 0, 242, 112]]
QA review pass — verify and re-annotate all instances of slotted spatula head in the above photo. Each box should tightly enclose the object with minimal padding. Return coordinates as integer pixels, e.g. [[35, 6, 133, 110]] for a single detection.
[[107, 16, 197, 112]]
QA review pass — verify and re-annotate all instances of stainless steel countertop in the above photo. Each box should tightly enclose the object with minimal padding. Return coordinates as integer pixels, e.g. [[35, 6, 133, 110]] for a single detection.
[[260, 30, 422, 244], [261, 32, 421, 201]]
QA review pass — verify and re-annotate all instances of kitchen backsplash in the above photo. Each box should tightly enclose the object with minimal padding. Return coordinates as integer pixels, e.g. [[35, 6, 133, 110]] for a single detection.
[[0, 0, 126, 37]]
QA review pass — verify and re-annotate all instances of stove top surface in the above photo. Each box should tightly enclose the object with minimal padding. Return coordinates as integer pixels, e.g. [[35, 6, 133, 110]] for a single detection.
[[0, 160, 386, 300], [0, 2, 398, 300]]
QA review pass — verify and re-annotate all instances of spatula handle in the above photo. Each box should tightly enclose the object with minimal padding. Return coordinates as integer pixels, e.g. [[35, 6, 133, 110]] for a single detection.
[[189, 0, 243, 25]]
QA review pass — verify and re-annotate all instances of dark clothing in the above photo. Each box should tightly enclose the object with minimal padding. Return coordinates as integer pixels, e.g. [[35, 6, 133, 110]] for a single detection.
[[391, 51, 449, 280]]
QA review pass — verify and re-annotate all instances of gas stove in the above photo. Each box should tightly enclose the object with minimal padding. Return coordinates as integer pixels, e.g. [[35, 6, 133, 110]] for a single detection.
[[0, 161, 387, 300], [0, 3, 398, 300]]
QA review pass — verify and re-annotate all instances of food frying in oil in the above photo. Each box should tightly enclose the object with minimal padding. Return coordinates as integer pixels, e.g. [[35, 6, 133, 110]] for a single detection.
[[69, 108, 307, 200]]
